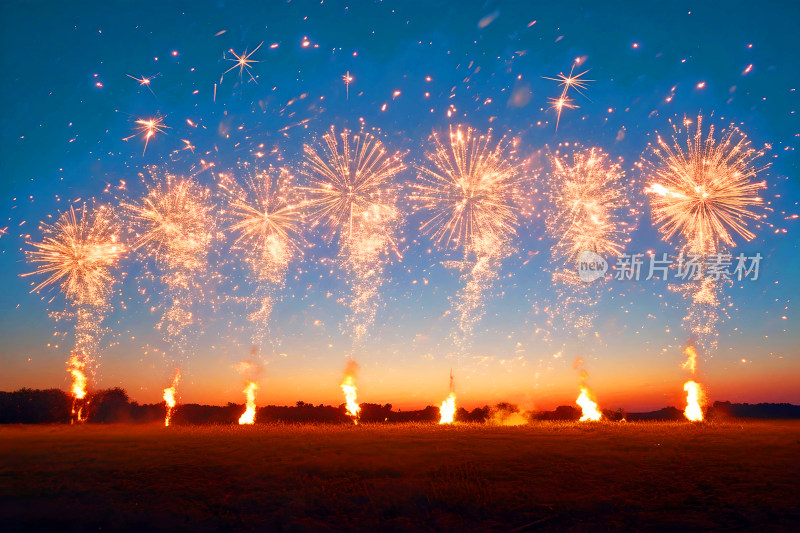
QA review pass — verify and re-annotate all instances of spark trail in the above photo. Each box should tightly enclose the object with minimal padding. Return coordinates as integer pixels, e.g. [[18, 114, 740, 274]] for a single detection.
[[301, 126, 405, 346], [219, 164, 303, 349], [412, 125, 530, 353]]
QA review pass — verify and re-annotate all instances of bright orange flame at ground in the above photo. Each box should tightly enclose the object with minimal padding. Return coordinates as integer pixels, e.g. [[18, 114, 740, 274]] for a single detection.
[[163, 369, 180, 427], [683, 380, 706, 422], [439, 392, 456, 424], [576, 386, 602, 421], [341, 376, 360, 424], [238, 381, 258, 425], [67, 352, 88, 423]]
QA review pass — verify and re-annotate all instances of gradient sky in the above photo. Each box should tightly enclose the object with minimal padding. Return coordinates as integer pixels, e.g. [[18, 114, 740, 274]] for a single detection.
[[1, 1, 798, 412]]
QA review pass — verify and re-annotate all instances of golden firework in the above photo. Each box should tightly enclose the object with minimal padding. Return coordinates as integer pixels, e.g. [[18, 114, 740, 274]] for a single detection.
[[224, 42, 263, 83], [644, 115, 768, 255], [301, 126, 405, 242], [221, 165, 302, 283], [547, 147, 631, 262], [122, 172, 214, 270], [412, 125, 527, 257], [24, 204, 125, 306]]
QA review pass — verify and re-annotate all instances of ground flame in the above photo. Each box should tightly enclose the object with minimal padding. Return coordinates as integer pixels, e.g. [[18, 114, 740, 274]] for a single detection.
[[238, 381, 258, 425], [341, 376, 360, 424], [439, 392, 456, 424], [67, 352, 88, 423], [163, 369, 180, 427], [576, 386, 602, 421], [683, 380, 706, 422]]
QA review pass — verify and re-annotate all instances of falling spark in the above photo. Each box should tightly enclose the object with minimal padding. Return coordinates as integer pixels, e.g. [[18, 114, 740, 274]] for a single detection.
[[301, 127, 405, 343], [644, 115, 768, 255], [547, 147, 632, 263], [543, 63, 593, 130], [163, 369, 180, 427], [223, 42, 263, 83], [125, 116, 169, 155], [238, 381, 258, 425], [340, 360, 360, 424], [126, 73, 158, 96], [683, 380, 705, 422], [343, 70, 353, 99]]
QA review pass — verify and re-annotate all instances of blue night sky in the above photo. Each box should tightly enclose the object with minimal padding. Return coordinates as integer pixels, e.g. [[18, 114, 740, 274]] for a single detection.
[[1, 1, 798, 411]]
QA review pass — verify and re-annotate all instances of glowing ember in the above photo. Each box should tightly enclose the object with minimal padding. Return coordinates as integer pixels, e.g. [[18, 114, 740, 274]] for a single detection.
[[576, 386, 602, 422], [163, 369, 180, 427], [683, 380, 706, 422], [238, 381, 258, 425], [439, 393, 456, 424]]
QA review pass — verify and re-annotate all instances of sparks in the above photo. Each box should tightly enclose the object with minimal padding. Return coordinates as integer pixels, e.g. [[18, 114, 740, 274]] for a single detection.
[[223, 42, 263, 83], [543, 63, 593, 130], [126, 116, 169, 155], [343, 70, 353, 99]]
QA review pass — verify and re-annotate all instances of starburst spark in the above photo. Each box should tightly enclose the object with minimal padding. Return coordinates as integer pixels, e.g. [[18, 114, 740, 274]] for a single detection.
[[411, 125, 528, 257], [543, 63, 593, 130], [24, 205, 125, 306], [547, 147, 632, 263], [644, 115, 768, 255], [124, 116, 169, 155], [223, 42, 263, 83]]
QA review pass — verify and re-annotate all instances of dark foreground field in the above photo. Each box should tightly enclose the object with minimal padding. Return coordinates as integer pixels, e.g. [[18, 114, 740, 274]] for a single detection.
[[1, 422, 799, 532]]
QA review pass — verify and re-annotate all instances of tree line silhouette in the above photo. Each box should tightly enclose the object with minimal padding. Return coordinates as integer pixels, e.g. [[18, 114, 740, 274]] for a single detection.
[[1, 388, 798, 424]]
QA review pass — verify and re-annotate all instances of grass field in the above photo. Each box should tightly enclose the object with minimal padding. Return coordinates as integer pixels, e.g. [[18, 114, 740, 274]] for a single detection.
[[1, 421, 799, 532]]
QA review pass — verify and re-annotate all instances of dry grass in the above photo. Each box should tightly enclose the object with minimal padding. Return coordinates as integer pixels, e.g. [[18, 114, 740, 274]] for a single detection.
[[1, 421, 798, 531]]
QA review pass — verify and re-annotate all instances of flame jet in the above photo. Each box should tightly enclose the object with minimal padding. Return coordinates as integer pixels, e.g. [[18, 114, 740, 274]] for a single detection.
[[23, 204, 125, 422], [439, 369, 456, 424], [340, 360, 361, 424]]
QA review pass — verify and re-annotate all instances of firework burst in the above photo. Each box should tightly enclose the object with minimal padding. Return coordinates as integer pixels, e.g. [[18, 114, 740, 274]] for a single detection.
[[301, 126, 405, 344], [24, 204, 125, 420], [644, 115, 768, 256], [547, 146, 632, 264], [412, 126, 528, 257]]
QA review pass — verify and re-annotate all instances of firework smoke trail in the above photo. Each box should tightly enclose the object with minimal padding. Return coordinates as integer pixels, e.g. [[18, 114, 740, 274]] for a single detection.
[[340, 359, 360, 424], [23, 204, 125, 422], [219, 164, 303, 349], [301, 126, 405, 347], [643, 115, 768, 418], [412, 126, 530, 355], [122, 169, 215, 412]]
